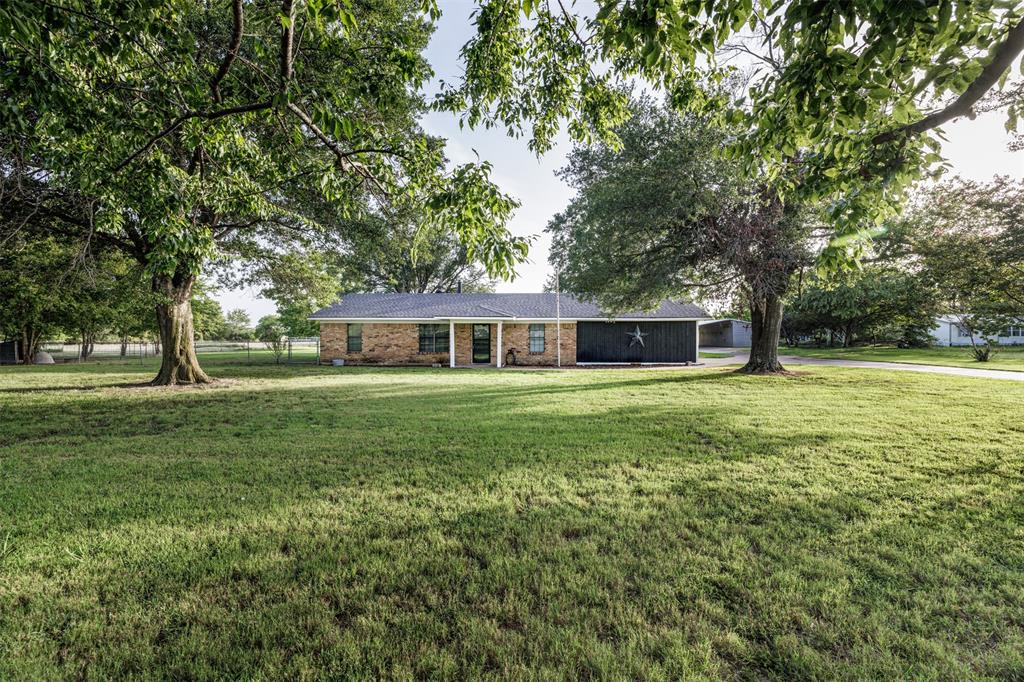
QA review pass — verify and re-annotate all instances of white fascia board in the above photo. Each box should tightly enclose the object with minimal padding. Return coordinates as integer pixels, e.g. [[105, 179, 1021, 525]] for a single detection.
[[517, 317, 709, 322], [309, 317, 517, 323], [308, 318, 462, 323], [575, 362, 698, 366]]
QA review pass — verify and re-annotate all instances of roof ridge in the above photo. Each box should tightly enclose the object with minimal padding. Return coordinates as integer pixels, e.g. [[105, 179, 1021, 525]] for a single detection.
[[477, 303, 516, 316]]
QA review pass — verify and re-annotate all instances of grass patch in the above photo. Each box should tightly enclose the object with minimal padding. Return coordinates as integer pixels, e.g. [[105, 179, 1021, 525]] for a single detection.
[[2, 358, 1023, 678], [699, 351, 735, 358], [779, 344, 1024, 371]]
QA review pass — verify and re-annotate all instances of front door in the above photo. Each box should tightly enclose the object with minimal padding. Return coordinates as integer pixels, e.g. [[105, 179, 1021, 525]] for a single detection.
[[472, 324, 490, 364]]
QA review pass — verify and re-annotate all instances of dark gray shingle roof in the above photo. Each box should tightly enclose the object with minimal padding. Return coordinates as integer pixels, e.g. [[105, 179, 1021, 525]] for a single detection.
[[310, 293, 708, 320]]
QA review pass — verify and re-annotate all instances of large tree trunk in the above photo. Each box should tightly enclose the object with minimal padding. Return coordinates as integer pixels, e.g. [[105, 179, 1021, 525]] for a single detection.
[[151, 274, 212, 385], [739, 292, 785, 374], [20, 325, 40, 364], [80, 330, 94, 360], [21, 327, 32, 365]]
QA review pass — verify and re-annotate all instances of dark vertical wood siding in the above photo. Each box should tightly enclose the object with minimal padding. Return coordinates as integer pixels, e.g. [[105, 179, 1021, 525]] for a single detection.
[[0, 341, 18, 365], [575, 321, 697, 363]]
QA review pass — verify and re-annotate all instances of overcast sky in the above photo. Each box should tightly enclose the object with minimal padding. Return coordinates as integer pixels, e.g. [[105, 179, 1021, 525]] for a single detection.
[[217, 2, 1024, 320]]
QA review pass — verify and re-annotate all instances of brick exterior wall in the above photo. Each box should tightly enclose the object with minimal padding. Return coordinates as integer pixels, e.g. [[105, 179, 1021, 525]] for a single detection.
[[319, 321, 577, 366], [501, 322, 576, 366], [453, 323, 480, 366], [320, 323, 448, 366]]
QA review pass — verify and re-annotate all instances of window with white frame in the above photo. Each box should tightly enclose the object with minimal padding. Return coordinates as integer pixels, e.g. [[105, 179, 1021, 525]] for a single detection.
[[347, 324, 362, 352], [528, 323, 545, 353], [418, 324, 449, 353], [1006, 325, 1024, 338]]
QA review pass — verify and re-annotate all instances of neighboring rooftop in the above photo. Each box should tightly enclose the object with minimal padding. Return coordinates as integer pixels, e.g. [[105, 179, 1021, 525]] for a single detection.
[[310, 293, 708, 320]]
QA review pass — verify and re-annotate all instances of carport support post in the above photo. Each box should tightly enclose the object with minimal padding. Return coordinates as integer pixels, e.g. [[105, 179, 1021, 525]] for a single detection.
[[694, 320, 700, 365], [449, 320, 455, 367], [497, 321, 503, 368]]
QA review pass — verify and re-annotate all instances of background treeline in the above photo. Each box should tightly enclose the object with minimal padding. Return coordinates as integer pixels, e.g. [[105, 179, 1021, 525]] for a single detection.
[[782, 177, 1024, 350], [2, 196, 496, 361]]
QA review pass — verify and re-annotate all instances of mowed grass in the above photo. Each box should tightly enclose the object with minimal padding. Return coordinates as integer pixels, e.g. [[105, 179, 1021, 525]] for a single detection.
[[781, 344, 1024, 371], [1, 359, 1023, 679]]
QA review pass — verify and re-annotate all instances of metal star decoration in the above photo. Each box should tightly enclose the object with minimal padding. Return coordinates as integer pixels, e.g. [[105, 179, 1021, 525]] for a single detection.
[[626, 325, 648, 348]]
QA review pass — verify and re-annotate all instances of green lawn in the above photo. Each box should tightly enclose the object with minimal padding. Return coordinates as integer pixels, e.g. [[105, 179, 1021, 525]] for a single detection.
[[698, 351, 734, 359], [779, 344, 1024, 371], [51, 347, 320, 366], [2, 359, 1023, 679]]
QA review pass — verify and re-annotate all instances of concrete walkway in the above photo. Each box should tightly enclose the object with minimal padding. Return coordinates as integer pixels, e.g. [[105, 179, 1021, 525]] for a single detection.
[[700, 348, 1024, 382]]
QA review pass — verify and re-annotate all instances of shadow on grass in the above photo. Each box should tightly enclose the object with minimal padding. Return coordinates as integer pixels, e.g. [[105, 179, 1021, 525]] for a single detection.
[[1, 366, 1022, 678], [0, 373, 831, 530]]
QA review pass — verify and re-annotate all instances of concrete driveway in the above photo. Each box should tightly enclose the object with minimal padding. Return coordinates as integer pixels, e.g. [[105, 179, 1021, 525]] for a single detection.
[[700, 348, 1024, 382]]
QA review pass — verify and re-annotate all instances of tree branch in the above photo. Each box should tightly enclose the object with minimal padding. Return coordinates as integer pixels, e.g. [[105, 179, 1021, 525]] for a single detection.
[[210, 0, 245, 104], [284, 102, 381, 187], [280, 0, 295, 91], [45, 207, 140, 256], [110, 100, 272, 173], [874, 16, 1024, 145]]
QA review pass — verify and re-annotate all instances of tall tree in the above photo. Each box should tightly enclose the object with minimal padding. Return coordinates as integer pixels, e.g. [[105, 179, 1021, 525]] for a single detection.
[[0, 235, 72, 363], [548, 99, 813, 373], [446, 1, 1024, 261], [0, 234, 155, 361], [191, 289, 227, 342], [221, 309, 254, 342], [1, 0, 524, 384], [338, 193, 497, 294], [897, 177, 1024, 354], [786, 268, 939, 348]]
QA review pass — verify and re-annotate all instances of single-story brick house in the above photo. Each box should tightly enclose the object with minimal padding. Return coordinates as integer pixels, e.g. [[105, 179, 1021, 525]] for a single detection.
[[310, 293, 709, 367]]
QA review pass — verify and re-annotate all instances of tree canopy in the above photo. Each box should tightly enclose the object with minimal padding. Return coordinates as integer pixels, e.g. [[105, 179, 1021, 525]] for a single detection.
[[785, 267, 939, 348], [548, 97, 815, 372], [334, 190, 497, 294], [0, 0, 525, 382], [0, 234, 154, 361], [895, 177, 1024, 344], [446, 0, 1024, 262]]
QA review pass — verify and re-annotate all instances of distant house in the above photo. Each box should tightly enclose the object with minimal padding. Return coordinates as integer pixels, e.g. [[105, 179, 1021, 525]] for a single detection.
[[309, 293, 708, 366], [931, 315, 1024, 346], [698, 318, 752, 348]]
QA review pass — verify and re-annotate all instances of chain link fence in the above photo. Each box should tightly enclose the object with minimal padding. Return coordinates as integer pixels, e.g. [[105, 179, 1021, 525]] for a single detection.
[[36, 337, 320, 365]]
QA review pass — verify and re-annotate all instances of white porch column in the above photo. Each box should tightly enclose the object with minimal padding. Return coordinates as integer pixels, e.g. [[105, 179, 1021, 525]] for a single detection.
[[449, 320, 456, 367], [693, 320, 700, 366], [496, 321, 503, 368]]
